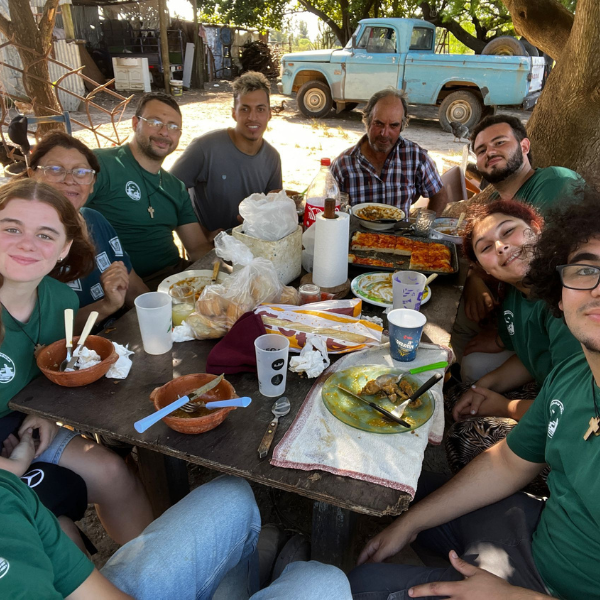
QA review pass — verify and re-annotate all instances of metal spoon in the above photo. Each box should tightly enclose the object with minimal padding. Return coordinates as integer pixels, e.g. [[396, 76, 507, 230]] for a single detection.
[[258, 396, 291, 459], [59, 308, 74, 372]]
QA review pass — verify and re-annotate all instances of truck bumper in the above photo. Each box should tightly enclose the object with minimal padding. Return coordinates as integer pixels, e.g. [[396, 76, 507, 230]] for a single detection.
[[522, 91, 541, 111]]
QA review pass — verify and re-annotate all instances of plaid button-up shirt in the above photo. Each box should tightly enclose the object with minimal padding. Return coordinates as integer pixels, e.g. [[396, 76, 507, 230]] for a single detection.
[[331, 135, 443, 215]]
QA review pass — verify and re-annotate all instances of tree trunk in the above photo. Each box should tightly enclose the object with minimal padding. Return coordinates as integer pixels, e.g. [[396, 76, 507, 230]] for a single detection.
[[503, 0, 600, 191]]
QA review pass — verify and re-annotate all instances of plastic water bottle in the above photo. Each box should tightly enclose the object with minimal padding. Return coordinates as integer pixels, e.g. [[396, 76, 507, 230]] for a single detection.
[[303, 158, 340, 230]]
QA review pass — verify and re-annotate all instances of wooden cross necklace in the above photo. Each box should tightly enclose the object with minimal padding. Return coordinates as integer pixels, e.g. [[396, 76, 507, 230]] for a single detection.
[[134, 163, 162, 219], [583, 376, 600, 440]]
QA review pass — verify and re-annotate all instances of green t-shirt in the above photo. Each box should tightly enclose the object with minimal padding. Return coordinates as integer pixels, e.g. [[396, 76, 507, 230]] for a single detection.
[[0, 277, 79, 416], [506, 353, 600, 599], [0, 471, 94, 598], [490, 166, 584, 215], [497, 286, 582, 385], [87, 144, 198, 278]]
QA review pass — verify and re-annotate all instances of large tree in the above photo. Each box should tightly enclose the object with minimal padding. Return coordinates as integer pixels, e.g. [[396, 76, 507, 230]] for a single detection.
[[503, 0, 599, 190]]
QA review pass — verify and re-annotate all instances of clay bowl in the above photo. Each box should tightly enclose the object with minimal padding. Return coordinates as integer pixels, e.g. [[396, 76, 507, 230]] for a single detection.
[[36, 335, 118, 387], [150, 373, 237, 435]]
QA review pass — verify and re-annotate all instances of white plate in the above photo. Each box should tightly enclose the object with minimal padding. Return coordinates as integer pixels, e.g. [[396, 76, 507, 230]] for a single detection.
[[351, 203, 406, 231], [351, 272, 431, 308], [157, 269, 229, 295], [430, 218, 463, 244]]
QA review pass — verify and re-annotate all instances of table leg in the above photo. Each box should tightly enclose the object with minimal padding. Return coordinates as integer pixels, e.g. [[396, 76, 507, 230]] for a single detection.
[[137, 447, 190, 518], [311, 501, 357, 570]]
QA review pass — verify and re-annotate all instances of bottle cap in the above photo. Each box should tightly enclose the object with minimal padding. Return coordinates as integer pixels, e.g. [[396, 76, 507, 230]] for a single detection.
[[320, 158, 331, 166]]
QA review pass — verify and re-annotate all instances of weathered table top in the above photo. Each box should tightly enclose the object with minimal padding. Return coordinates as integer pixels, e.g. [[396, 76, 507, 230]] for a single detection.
[[10, 251, 462, 517]]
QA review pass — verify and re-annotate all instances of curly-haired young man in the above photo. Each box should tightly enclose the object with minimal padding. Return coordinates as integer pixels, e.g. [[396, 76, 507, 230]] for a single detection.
[[348, 190, 600, 600]]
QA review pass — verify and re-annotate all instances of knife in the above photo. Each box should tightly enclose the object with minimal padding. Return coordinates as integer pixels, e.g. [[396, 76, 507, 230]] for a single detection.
[[337, 384, 411, 428], [391, 373, 443, 419], [65, 311, 99, 370], [186, 374, 224, 404]]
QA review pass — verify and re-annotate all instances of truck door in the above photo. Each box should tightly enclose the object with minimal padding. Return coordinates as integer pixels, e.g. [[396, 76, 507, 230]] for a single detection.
[[344, 25, 401, 101]]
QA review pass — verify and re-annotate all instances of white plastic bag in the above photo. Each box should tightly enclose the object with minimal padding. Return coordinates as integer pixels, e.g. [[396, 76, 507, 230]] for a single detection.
[[239, 191, 298, 241]]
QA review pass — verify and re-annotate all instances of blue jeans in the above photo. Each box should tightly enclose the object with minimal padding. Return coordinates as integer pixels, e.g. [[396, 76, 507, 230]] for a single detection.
[[101, 476, 351, 599]]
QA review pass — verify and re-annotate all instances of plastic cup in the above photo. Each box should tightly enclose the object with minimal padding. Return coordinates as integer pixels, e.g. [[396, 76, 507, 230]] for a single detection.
[[414, 208, 437, 237], [254, 334, 290, 397], [388, 308, 427, 362], [169, 285, 195, 327], [135, 292, 173, 355], [392, 271, 427, 311]]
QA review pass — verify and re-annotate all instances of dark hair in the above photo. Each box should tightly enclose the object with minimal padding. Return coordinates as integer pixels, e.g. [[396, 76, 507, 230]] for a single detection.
[[470, 114, 532, 165], [462, 199, 544, 264], [28, 131, 100, 174], [527, 188, 600, 317], [232, 71, 271, 106], [362, 88, 409, 130], [135, 92, 182, 117]]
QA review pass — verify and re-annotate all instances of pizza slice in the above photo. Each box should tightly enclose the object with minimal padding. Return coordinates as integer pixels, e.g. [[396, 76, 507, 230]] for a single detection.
[[351, 232, 382, 251], [409, 246, 454, 272], [374, 234, 397, 254], [394, 236, 414, 256], [348, 254, 395, 268]]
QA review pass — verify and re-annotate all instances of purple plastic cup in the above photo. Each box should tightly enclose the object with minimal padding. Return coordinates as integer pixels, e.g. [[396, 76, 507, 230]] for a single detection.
[[388, 309, 427, 362]]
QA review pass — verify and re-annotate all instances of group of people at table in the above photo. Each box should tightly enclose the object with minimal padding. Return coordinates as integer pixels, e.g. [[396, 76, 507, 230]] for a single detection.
[[0, 68, 598, 600]]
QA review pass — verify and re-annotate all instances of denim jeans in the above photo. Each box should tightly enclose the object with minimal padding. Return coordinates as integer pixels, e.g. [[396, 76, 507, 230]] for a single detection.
[[101, 475, 352, 599]]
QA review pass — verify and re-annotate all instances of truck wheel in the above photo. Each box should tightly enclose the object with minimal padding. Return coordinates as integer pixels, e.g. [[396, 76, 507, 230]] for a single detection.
[[297, 81, 333, 118], [520, 39, 540, 57], [482, 36, 528, 56], [439, 91, 483, 133], [341, 102, 359, 112]]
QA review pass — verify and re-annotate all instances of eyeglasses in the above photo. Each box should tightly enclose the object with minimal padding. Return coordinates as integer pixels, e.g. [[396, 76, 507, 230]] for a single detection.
[[556, 264, 600, 290], [36, 165, 96, 184], [138, 116, 181, 133]]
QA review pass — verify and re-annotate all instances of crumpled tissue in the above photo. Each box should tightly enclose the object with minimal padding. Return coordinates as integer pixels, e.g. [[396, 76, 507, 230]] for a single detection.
[[361, 314, 384, 327], [289, 334, 330, 378], [172, 321, 195, 342], [65, 346, 101, 371], [105, 343, 134, 379]]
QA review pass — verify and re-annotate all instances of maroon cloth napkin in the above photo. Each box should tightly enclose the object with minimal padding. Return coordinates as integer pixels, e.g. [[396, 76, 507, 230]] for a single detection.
[[206, 312, 266, 375]]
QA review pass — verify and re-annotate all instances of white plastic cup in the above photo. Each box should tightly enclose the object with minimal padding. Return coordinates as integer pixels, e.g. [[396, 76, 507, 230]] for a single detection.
[[135, 292, 173, 355], [392, 271, 427, 311], [254, 334, 290, 397]]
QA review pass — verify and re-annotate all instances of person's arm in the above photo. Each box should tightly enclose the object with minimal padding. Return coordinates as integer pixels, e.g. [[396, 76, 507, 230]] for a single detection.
[[67, 569, 133, 600], [176, 222, 212, 262], [264, 150, 283, 193], [357, 438, 544, 565], [453, 386, 534, 422], [0, 428, 35, 476], [124, 268, 150, 308], [463, 266, 499, 323], [427, 186, 448, 216], [478, 354, 534, 392]]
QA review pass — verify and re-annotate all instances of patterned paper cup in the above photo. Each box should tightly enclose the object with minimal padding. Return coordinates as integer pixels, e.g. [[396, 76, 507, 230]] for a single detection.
[[388, 309, 427, 362]]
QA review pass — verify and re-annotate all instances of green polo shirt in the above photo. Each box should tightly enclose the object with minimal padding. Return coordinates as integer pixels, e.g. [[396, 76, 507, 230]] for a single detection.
[[507, 353, 600, 599], [87, 144, 198, 278], [0, 471, 94, 598], [497, 286, 582, 385], [0, 277, 79, 416]]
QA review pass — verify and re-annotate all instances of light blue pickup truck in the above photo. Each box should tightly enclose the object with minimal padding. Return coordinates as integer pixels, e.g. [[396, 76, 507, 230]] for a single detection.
[[278, 18, 545, 131]]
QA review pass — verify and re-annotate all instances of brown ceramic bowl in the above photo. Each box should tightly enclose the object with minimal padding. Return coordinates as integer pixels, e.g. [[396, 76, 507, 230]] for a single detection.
[[150, 373, 237, 435], [36, 335, 118, 387]]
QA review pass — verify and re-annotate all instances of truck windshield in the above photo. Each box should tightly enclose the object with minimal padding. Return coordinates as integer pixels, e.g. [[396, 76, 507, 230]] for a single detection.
[[357, 26, 397, 53], [410, 27, 434, 51]]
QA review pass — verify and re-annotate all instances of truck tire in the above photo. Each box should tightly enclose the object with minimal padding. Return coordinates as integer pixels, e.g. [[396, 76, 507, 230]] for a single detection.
[[439, 91, 483, 133], [482, 36, 528, 56], [297, 81, 333, 118], [520, 39, 540, 57], [341, 102, 359, 112]]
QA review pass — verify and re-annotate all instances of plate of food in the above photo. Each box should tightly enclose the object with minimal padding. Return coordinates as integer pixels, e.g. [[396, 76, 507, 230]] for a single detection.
[[321, 365, 435, 434], [351, 203, 406, 231], [157, 270, 230, 300], [429, 218, 464, 244], [351, 272, 431, 308]]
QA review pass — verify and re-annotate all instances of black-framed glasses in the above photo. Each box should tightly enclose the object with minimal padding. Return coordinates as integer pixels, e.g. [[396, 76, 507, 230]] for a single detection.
[[36, 165, 95, 184], [138, 116, 181, 133], [556, 264, 600, 290]]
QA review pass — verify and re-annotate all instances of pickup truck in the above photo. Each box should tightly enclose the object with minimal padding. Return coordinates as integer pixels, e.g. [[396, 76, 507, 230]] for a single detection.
[[278, 18, 545, 131]]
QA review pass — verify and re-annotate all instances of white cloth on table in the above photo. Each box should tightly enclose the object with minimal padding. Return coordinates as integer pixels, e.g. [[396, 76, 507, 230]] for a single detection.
[[271, 342, 451, 498]]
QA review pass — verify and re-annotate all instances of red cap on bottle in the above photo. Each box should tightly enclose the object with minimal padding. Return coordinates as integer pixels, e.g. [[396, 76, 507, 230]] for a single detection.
[[320, 158, 331, 166]]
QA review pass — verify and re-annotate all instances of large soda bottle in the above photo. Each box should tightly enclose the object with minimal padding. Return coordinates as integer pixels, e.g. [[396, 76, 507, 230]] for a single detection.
[[303, 158, 340, 230]]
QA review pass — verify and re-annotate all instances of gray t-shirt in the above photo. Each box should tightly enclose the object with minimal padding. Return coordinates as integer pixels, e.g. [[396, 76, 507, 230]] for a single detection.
[[170, 129, 282, 231]]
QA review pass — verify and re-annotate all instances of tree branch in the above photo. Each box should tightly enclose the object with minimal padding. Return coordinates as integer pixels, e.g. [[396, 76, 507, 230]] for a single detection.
[[0, 12, 12, 38], [296, 0, 345, 44], [39, 0, 61, 44]]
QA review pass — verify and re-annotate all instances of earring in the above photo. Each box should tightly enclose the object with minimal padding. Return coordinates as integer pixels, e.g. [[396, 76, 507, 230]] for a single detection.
[[57, 257, 63, 263]]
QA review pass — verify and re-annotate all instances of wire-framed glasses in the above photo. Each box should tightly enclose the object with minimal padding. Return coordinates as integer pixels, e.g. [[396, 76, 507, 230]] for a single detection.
[[556, 264, 600, 290], [138, 116, 181, 133], [36, 165, 95, 184]]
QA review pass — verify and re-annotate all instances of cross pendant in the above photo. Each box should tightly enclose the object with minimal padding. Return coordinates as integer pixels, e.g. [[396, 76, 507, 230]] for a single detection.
[[583, 416, 600, 441], [148, 206, 155, 219]]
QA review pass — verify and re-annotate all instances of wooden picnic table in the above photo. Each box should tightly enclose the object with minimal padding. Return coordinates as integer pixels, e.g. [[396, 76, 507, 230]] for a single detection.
[[10, 249, 463, 569]]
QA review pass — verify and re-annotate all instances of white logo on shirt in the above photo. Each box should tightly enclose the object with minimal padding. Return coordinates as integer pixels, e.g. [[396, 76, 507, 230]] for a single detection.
[[125, 181, 142, 201], [504, 310, 515, 336], [67, 279, 82, 292], [0, 558, 9, 579], [21, 468, 45, 489], [90, 283, 105, 301], [548, 399, 564, 438], [96, 252, 111, 273], [0, 352, 15, 384], [109, 236, 124, 257]]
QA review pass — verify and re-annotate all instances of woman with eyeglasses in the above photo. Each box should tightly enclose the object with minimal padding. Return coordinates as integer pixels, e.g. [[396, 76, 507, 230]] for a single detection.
[[28, 132, 149, 332], [445, 199, 583, 483]]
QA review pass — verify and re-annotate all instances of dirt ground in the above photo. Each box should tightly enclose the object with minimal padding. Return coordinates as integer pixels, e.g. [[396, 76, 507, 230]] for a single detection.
[[55, 84, 530, 571]]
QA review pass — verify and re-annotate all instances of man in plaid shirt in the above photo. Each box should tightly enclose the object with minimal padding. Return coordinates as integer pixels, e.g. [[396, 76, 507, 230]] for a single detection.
[[331, 89, 448, 216]]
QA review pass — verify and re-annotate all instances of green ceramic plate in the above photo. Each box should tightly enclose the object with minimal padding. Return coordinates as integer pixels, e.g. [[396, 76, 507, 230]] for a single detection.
[[322, 365, 435, 434]]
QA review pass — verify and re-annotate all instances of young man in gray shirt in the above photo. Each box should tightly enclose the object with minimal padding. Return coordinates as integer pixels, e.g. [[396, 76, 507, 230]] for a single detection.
[[171, 71, 282, 240]]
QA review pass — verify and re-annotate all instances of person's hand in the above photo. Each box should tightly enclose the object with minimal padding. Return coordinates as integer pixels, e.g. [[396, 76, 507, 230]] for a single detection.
[[463, 329, 504, 356], [409, 550, 542, 598], [453, 386, 509, 421], [357, 518, 418, 565], [463, 274, 498, 323], [100, 261, 129, 312], [18, 415, 59, 459], [1, 430, 35, 475]]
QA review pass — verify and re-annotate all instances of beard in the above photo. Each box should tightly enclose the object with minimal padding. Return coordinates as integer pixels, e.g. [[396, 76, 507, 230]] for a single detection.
[[137, 135, 173, 161], [484, 145, 524, 184]]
